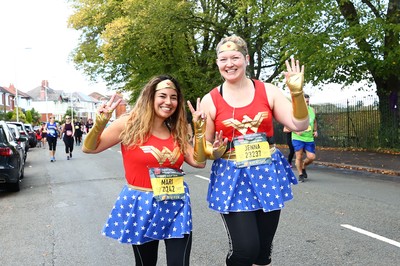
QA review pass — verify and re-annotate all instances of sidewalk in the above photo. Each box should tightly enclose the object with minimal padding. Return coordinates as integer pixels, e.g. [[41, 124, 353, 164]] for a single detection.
[[277, 145, 400, 177]]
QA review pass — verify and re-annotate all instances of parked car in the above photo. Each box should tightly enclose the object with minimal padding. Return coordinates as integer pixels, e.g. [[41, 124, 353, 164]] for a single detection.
[[0, 121, 25, 192], [7, 121, 30, 152], [7, 124, 27, 162], [24, 123, 38, 148]]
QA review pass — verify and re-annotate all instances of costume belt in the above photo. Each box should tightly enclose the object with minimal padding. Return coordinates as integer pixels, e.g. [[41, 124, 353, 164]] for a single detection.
[[127, 184, 153, 192], [221, 145, 277, 160]]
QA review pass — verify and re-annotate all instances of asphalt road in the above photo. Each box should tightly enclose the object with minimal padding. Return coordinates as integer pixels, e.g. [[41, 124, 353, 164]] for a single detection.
[[1, 142, 399, 266]]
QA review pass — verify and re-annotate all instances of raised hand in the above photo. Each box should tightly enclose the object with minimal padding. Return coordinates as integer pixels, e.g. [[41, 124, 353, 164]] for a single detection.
[[284, 58, 305, 95], [98, 94, 122, 118], [187, 98, 205, 125], [213, 130, 228, 149]]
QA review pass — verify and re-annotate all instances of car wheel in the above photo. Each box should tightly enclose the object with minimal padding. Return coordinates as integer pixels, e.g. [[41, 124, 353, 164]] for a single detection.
[[7, 181, 20, 192]]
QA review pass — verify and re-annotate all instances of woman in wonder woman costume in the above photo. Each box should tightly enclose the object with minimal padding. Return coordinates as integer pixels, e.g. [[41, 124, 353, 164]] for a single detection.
[[83, 75, 224, 266], [189, 35, 310, 266]]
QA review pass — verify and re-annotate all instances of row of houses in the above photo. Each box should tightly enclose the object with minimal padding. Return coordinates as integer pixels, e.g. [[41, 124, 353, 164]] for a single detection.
[[0, 80, 128, 123]]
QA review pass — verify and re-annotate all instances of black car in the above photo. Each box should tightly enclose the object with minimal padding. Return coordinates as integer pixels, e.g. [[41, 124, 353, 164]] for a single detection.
[[24, 123, 38, 148], [0, 121, 25, 192]]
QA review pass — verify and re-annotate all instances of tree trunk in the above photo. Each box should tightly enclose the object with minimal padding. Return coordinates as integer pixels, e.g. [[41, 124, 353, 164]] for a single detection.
[[376, 80, 399, 148]]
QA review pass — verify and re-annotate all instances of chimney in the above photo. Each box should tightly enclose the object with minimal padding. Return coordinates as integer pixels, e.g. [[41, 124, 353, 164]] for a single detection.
[[40, 80, 47, 100]]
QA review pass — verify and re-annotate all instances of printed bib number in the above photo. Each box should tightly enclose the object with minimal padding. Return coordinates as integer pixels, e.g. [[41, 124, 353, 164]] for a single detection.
[[66, 130, 73, 136], [149, 167, 185, 201], [233, 133, 271, 168]]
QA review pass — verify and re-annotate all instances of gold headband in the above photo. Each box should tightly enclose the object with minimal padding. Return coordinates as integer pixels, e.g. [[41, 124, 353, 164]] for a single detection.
[[156, 79, 177, 91], [217, 41, 246, 55]]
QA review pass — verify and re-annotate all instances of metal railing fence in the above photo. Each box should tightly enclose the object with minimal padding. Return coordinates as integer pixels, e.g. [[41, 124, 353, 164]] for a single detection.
[[274, 96, 399, 150]]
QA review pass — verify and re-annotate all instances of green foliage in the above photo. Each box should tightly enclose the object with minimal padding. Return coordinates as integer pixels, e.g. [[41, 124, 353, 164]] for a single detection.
[[68, 0, 399, 145], [10, 107, 26, 122], [29, 108, 42, 125], [25, 110, 32, 124], [6, 111, 13, 121]]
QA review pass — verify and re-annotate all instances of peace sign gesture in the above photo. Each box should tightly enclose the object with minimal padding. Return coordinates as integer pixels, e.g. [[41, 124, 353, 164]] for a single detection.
[[98, 94, 122, 118], [187, 98, 205, 126]]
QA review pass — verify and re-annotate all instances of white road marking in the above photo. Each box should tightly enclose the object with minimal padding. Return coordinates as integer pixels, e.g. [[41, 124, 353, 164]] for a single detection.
[[341, 224, 400, 248], [194, 175, 209, 181]]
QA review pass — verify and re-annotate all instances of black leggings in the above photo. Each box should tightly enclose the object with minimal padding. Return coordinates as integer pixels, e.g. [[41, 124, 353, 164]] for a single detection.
[[132, 233, 192, 266], [63, 137, 74, 154], [286, 132, 295, 164], [221, 210, 281, 266], [47, 137, 57, 151]]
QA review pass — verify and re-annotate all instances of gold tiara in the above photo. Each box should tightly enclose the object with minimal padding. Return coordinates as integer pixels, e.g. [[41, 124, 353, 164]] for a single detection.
[[217, 41, 246, 55], [156, 79, 177, 91]]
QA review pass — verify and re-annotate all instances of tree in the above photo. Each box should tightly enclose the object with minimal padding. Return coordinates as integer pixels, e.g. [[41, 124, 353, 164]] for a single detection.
[[281, 0, 399, 147], [10, 108, 26, 122], [25, 110, 33, 124], [28, 108, 42, 125], [68, 0, 399, 148]]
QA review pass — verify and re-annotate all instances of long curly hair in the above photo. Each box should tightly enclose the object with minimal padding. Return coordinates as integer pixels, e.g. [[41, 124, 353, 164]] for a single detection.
[[120, 75, 188, 155]]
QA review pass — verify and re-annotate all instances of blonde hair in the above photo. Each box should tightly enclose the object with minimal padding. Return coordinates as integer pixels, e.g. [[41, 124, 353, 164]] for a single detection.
[[120, 75, 188, 155], [216, 35, 248, 56]]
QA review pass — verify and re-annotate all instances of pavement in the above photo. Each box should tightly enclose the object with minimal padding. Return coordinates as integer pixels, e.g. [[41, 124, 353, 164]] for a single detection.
[[276, 145, 400, 178]]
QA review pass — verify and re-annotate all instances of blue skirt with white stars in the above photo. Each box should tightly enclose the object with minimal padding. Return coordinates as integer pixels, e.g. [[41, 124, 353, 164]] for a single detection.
[[207, 148, 297, 214], [102, 183, 192, 245]]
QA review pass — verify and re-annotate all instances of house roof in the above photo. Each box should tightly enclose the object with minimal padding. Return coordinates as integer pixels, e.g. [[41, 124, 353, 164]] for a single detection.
[[0, 86, 8, 94], [3, 85, 31, 98], [88, 92, 108, 101], [25, 86, 63, 101]]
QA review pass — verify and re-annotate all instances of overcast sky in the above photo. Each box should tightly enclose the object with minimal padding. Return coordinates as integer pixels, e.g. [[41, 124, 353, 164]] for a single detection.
[[0, 0, 109, 95]]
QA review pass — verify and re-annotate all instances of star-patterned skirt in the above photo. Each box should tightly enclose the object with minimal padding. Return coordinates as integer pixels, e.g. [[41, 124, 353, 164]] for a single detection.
[[102, 183, 192, 245], [207, 148, 297, 214]]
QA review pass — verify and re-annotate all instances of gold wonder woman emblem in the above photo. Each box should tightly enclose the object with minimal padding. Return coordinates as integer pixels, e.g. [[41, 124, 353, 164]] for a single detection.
[[222, 112, 268, 135], [140, 146, 181, 165]]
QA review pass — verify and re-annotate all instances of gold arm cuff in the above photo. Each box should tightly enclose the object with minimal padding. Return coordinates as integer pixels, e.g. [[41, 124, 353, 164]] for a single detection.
[[82, 113, 109, 151], [286, 73, 308, 120], [192, 119, 227, 163], [193, 118, 208, 163], [291, 93, 308, 120]]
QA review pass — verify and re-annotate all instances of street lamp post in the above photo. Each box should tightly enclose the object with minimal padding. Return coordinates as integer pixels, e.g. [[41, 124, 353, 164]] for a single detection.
[[15, 89, 19, 122], [14, 47, 32, 122], [45, 85, 49, 121]]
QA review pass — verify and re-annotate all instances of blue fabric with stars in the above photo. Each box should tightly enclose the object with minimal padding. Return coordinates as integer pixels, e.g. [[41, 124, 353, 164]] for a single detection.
[[102, 183, 192, 245], [207, 149, 297, 213]]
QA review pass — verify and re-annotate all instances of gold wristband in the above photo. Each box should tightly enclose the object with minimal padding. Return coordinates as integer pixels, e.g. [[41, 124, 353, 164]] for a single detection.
[[82, 113, 109, 151], [192, 119, 227, 163], [287, 73, 308, 120]]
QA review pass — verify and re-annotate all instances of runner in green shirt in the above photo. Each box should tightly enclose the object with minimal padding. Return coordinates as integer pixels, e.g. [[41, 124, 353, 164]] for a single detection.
[[292, 94, 318, 182]]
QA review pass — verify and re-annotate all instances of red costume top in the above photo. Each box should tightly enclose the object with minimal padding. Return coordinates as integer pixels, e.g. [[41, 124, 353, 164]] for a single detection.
[[121, 135, 184, 188], [210, 79, 274, 140]]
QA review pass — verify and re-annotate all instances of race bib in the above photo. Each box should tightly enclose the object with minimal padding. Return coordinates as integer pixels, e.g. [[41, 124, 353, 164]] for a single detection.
[[233, 133, 271, 168], [149, 167, 185, 201], [66, 130, 73, 136]]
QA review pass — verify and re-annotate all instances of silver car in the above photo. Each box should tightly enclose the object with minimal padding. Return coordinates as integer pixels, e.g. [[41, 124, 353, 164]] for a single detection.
[[7, 124, 27, 162]]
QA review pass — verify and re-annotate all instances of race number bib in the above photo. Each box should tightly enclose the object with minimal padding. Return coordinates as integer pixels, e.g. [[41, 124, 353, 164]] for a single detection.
[[233, 133, 271, 168], [149, 167, 185, 201]]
